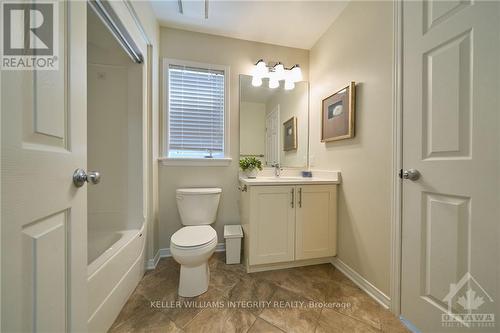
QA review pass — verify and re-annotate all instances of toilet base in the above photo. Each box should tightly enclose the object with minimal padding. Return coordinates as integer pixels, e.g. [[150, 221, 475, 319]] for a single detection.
[[178, 263, 210, 297]]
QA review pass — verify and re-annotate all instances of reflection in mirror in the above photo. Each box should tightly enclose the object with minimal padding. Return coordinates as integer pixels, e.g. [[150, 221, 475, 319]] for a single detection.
[[239, 75, 309, 168]]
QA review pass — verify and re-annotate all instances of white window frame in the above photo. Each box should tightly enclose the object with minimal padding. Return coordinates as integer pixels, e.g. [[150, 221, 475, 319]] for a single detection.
[[160, 58, 231, 166]]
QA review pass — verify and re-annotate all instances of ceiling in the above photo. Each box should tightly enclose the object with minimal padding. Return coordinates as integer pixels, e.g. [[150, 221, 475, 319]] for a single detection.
[[150, 0, 349, 50]]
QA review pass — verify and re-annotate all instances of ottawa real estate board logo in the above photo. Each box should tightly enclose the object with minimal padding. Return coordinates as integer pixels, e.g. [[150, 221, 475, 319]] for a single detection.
[[441, 272, 495, 328], [1, 1, 59, 70]]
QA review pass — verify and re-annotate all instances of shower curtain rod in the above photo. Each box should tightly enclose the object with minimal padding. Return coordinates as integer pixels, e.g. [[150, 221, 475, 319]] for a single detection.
[[89, 0, 144, 64]]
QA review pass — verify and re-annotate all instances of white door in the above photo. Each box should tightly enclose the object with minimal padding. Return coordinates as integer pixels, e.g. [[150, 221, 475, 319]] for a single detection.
[[249, 186, 295, 265], [1, 2, 88, 332], [295, 185, 337, 260], [401, 1, 499, 331], [265, 105, 280, 166]]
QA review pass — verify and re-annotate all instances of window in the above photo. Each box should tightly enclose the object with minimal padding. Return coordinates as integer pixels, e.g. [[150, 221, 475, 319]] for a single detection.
[[163, 59, 229, 163]]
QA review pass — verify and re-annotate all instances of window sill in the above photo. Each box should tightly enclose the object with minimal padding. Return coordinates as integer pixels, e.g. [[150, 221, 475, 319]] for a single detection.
[[159, 157, 232, 167]]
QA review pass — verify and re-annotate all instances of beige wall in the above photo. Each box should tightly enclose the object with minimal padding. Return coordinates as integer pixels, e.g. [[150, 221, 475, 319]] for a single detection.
[[159, 28, 309, 247], [309, 1, 393, 295]]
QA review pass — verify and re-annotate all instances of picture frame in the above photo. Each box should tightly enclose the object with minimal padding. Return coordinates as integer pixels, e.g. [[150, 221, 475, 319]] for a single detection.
[[283, 116, 297, 151], [321, 81, 356, 142]]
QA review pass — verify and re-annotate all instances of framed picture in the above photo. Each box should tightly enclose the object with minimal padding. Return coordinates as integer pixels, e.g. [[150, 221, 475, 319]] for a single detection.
[[283, 116, 297, 151], [321, 82, 356, 142]]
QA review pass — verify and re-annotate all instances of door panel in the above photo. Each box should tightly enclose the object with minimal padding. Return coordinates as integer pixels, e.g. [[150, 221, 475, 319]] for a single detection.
[[23, 3, 68, 150], [1, 2, 87, 331], [22, 210, 69, 332], [424, 0, 472, 32], [421, 193, 470, 307], [422, 30, 471, 159], [295, 185, 337, 260], [401, 1, 499, 331], [249, 185, 295, 265]]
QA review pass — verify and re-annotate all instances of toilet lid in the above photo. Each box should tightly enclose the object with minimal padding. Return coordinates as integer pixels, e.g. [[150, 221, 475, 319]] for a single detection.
[[171, 226, 217, 247]]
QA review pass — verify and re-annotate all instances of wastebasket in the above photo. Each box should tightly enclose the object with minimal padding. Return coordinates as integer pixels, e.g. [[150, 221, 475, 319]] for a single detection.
[[224, 225, 243, 264]]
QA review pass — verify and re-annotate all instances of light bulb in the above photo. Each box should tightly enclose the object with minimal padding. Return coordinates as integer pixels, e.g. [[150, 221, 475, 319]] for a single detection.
[[269, 78, 279, 89], [274, 62, 285, 80], [252, 76, 262, 87], [253, 59, 267, 77], [284, 80, 295, 90], [290, 64, 302, 82]]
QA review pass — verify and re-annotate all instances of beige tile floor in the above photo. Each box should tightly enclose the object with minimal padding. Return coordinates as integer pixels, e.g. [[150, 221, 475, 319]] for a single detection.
[[109, 253, 409, 333]]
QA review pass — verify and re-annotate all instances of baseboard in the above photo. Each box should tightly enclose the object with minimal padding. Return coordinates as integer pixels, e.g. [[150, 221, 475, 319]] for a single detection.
[[145, 249, 161, 270], [214, 242, 226, 253], [146, 243, 226, 270], [330, 257, 391, 309], [246, 257, 332, 273], [159, 247, 171, 258]]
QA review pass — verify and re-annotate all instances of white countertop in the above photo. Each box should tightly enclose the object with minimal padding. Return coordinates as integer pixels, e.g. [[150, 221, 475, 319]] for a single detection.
[[239, 170, 341, 186], [239, 177, 340, 185]]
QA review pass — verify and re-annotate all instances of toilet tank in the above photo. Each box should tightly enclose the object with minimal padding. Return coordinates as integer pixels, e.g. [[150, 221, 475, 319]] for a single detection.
[[176, 188, 222, 225]]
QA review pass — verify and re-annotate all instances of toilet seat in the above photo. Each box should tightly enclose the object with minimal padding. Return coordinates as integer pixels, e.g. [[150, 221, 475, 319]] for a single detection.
[[171, 225, 217, 248]]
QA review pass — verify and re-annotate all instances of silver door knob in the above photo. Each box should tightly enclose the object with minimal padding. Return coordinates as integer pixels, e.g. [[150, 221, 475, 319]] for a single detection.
[[73, 169, 101, 187], [402, 169, 420, 181]]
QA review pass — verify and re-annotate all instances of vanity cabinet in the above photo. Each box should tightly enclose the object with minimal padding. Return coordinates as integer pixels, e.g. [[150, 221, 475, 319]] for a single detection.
[[240, 183, 337, 271], [249, 185, 295, 265], [295, 185, 337, 260]]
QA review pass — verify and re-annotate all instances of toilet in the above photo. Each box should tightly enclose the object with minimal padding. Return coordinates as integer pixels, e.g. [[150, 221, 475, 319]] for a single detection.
[[170, 187, 221, 297]]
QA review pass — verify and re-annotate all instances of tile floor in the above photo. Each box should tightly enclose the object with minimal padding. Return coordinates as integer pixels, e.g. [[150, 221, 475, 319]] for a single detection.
[[110, 253, 409, 332]]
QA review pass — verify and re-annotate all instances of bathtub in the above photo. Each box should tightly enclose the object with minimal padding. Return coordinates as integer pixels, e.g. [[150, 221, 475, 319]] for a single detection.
[[87, 224, 146, 332]]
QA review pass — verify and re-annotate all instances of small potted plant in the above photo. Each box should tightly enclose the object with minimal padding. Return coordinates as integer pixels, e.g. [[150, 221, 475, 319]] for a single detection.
[[239, 157, 263, 179]]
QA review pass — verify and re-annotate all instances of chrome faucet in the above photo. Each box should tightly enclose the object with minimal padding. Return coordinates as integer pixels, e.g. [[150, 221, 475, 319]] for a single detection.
[[271, 163, 281, 177]]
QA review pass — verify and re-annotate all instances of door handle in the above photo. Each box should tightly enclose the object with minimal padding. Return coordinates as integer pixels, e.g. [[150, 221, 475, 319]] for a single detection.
[[73, 169, 101, 187], [298, 188, 302, 208], [402, 169, 420, 181], [291, 188, 294, 208]]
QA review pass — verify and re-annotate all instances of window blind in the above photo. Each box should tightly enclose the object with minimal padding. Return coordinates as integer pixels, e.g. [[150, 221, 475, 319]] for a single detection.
[[168, 64, 225, 158]]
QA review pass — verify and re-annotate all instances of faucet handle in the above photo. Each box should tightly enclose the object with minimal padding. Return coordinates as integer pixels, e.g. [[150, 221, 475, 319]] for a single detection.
[[271, 163, 281, 177]]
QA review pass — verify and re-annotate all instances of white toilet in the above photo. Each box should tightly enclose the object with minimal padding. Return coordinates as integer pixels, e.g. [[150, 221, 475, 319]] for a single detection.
[[170, 187, 221, 297]]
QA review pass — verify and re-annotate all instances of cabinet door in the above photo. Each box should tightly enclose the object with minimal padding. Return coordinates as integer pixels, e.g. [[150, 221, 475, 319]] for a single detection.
[[296, 185, 337, 260], [249, 186, 295, 265]]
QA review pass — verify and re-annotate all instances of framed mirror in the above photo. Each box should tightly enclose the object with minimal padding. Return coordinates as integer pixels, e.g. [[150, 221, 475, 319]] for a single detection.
[[239, 74, 309, 168]]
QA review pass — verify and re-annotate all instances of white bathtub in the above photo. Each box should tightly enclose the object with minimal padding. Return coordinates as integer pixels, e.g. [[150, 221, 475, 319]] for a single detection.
[[87, 224, 146, 332]]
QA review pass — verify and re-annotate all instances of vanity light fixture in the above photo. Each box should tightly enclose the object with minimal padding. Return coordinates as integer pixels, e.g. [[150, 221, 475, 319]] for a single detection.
[[269, 78, 279, 89], [274, 62, 285, 77], [251, 76, 262, 87], [251, 60, 302, 90], [253, 59, 268, 77], [290, 64, 303, 82]]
